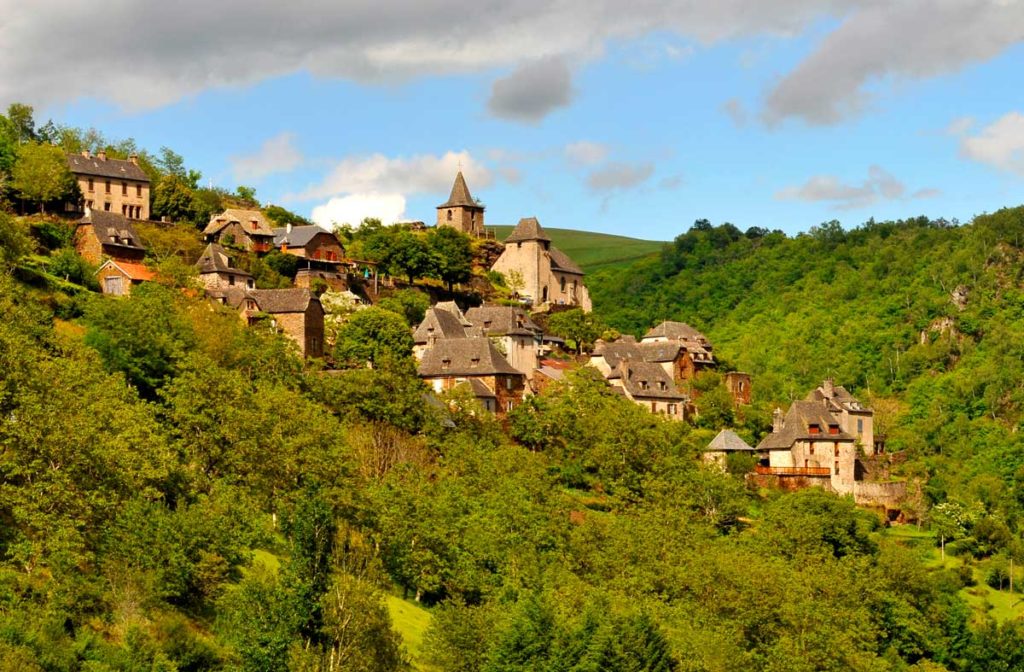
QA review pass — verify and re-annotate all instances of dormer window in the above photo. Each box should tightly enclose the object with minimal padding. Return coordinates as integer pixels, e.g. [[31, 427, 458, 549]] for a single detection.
[[808, 424, 820, 434], [470, 357, 480, 368], [441, 358, 451, 370], [828, 425, 840, 435], [658, 381, 667, 390], [483, 320, 491, 329], [640, 381, 649, 390]]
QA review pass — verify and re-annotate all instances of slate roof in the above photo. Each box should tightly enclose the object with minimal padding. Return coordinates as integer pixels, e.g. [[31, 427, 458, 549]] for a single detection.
[[248, 288, 316, 314], [504, 217, 551, 243], [807, 382, 871, 413], [615, 360, 686, 401], [418, 337, 521, 377], [455, 378, 497, 399], [756, 401, 855, 451], [594, 339, 683, 367], [643, 321, 709, 343], [548, 246, 585, 275], [413, 306, 472, 344], [67, 153, 149, 182], [79, 211, 145, 252], [465, 305, 542, 337], [437, 171, 482, 209], [706, 430, 755, 453], [203, 209, 276, 237], [434, 301, 473, 326], [98, 259, 155, 282], [272, 225, 336, 248], [196, 243, 251, 277]]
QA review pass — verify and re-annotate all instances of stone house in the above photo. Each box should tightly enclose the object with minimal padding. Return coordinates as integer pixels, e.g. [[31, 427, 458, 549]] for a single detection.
[[436, 171, 485, 237], [203, 209, 276, 253], [74, 210, 146, 265], [754, 379, 902, 507], [640, 321, 716, 378], [272, 224, 345, 262], [605, 359, 686, 420], [464, 305, 544, 377], [96, 259, 155, 296], [491, 217, 592, 311], [417, 337, 526, 416], [67, 151, 150, 219], [725, 372, 752, 405], [704, 429, 756, 469], [413, 303, 475, 359], [212, 287, 324, 358], [195, 243, 254, 290]]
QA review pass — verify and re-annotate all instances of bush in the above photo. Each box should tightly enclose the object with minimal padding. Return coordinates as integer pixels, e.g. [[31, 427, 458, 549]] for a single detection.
[[48, 248, 94, 286]]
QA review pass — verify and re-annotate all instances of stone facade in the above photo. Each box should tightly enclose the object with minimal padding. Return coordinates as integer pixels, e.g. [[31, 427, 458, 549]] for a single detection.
[[67, 151, 150, 220], [203, 209, 276, 253], [436, 171, 484, 237], [96, 259, 155, 296], [724, 372, 752, 405], [491, 217, 592, 311], [74, 210, 147, 265]]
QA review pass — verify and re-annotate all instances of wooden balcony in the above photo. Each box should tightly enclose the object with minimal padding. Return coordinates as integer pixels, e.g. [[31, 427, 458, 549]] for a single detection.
[[755, 465, 831, 477]]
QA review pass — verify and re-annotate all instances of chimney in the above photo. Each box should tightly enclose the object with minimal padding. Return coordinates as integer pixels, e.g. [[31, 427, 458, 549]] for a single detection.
[[772, 407, 784, 433], [822, 377, 835, 398], [81, 149, 91, 158], [128, 153, 138, 165], [286, 222, 293, 234], [97, 149, 107, 161]]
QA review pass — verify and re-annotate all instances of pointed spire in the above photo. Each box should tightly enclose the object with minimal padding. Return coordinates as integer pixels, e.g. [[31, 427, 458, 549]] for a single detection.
[[504, 217, 551, 243], [437, 171, 481, 209]]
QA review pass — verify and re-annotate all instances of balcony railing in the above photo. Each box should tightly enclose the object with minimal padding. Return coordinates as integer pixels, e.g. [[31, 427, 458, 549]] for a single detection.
[[755, 465, 831, 477]]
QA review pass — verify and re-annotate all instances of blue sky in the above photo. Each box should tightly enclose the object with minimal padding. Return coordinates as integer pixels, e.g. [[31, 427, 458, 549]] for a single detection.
[[5, 1, 1024, 241]]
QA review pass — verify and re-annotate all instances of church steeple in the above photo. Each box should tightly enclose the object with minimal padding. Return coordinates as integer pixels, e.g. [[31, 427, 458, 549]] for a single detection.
[[437, 171, 485, 236]]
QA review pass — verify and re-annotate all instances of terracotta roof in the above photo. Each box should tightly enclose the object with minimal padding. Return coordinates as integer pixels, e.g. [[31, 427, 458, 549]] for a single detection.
[[248, 288, 316, 314], [98, 259, 155, 281], [756, 401, 855, 451], [548, 246, 584, 275], [616, 360, 686, 400], [706, 430, 755, 452], [504, 217, 551, 243], [196, 243, 251, 277], [79, 211, 145, 252], [413, 306, 472, 344], [203, 209, 276, 237], [418, 337, 521, 377], [465, 305, 542, 337], [67, 153, 149, 182], [272, 225, 337, 248], [437, 171, 482, 209]]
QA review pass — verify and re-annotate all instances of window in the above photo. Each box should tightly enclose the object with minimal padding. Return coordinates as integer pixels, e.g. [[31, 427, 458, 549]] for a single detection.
[[103, 202, 111, 211], [828, 425, 839, 435], [121, 182, 127, 195], [668, 403, 677, 415], [88, 178, 94, 192], [808, 424, 820, 434], [857, 418, 863, 435], [105, 180, 111, 193], [834, 445, 840, 457], [809, 443, 815, 455], [651, 401, 657, 412], [229, 275, 235, 286], [506, 400, 514, 412], [447, 209, 452, 221], [834, 461, 840, 475], [441, 359, 451, 370], [470, 357, 480, 368], [506, 377, 513, 390], [560, 276, 566, 292], [136, 184, 142, 197], [122, 204, 127, 215]]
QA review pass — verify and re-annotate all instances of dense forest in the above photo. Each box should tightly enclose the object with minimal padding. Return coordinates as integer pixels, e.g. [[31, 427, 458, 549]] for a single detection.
[[2, 101, 1024, 669]]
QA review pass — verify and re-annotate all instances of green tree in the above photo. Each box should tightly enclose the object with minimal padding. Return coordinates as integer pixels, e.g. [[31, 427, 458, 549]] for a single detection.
[[428, 226, 474, 290], [152, 174, 200, 225], [0, 211, 33, 270], [6, 103, 36, 144], [10, 142, 77, 213], [547, 308, 608, 355], [333, 307, 415, 369], [377, 288, 431, 325]]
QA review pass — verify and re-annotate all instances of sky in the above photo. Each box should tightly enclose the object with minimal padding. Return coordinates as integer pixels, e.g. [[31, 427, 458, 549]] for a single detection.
[[3, 0, 1024, 241]]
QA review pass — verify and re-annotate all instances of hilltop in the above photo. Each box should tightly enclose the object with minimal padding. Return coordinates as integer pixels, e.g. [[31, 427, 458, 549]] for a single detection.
[[489, 225, 665, 272]]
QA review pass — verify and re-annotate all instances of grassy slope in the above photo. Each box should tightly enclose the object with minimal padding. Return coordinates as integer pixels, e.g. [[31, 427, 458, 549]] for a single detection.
[[385, 595, 436, 671], [489, 225, 665, 272]]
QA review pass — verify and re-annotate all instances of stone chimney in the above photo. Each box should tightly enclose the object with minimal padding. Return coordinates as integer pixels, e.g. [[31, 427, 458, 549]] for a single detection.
[[772, 407, 784, 433], [128, 153, 138, 165], [822, 377, 835, 398], [97, 149, 107, 161], [81, 149, 91, 158]]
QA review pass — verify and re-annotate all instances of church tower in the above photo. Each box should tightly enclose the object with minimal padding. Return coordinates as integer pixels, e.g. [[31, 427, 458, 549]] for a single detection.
[[437, 171, 485, 237]]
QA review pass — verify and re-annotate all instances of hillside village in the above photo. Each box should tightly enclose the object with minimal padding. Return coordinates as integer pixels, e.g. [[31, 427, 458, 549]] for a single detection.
[[40, 154, 910, 512]]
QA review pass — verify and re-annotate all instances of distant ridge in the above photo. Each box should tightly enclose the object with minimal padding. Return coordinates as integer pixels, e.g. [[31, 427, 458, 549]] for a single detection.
[[488, 225, 666, 272]]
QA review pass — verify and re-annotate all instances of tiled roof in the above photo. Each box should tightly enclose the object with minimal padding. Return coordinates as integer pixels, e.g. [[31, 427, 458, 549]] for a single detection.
[[465, 305, 542, 337], [706, 429, 755, 452], [418, 337, 521, 377], [272, 225, 336, 248], [548, 246, 584, 275], [616, 360, 686, 400], [413, 306, 472, 344], [203, 209, 276, 237], [79, 211, 145, 252], [504, 217, 551, 243], [756, 401, 855, 451], [196, 243, 251, 277], [249, 288, 315, 313], [437, 171, 481, 209], [98, 259, 155, 281], [67, 153, 149, 182], [434, 301, 473, 326], [643, 321, 709, 343]]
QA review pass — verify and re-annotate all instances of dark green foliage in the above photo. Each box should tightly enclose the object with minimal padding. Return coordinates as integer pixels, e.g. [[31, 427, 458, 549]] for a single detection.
[[333, 306, 415, 369], [263, 204, 313, 227], [428, 226, 474, 289], [546, 309, 609, 354], [0, 212, 33, 268], [377, 288, 431, 325]]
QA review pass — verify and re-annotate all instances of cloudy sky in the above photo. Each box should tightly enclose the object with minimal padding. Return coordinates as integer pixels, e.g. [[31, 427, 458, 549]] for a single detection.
[[4, 0, 1023, 239]]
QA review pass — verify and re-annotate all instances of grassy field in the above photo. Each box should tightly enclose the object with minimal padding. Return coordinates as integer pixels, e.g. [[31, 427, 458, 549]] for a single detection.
[[385, 595, 436, 670], [488, 225, 666, 273]]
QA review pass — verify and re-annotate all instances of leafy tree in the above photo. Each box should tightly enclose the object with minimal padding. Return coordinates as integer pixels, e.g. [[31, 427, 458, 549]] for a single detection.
[[152, 174, 201, 225], [377, 288, 431, 325], [264, 204, 313, 227], [547, 308, 608, 354], [6, 103, 36, 144], [235, 185, 258, 205], [428, 225, 474, 290], [10, 142, 77, 212], [0, 211, 33, 269], [333, 307, 415, 369]]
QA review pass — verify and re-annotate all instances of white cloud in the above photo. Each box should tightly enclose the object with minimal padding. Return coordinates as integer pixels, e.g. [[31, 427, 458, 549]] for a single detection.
[[230, 132, 302, 182], [564, 141, 610, 167], [763, 0, 1024, 125], [292, 150, 491, 202], [587, 161, 655, 192], [311, 193, 407, 227], [775, 165, 937, 210], [959, 112, 1024, 175]]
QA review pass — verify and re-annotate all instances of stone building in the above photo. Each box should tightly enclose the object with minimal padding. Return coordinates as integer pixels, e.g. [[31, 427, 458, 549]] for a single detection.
[[464, 305, 544, 377], [203, 209, 276, 252], [272, 224, 345, 262], [491, 217, 592, 311], [67, 151, 150, 219], [96, 259, 155, 296], [211, 287, 324, 358], [640, 321, 715, 377], [195, 243, 254, 290], [417, 337, 526, 416], [436, 171, 484, 237], [754, 379, 902, 507], [74, 209, 146, 265], [413, 303, 475, 360], [606, 359, 686, 420], [703, 429, 756, 469]]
